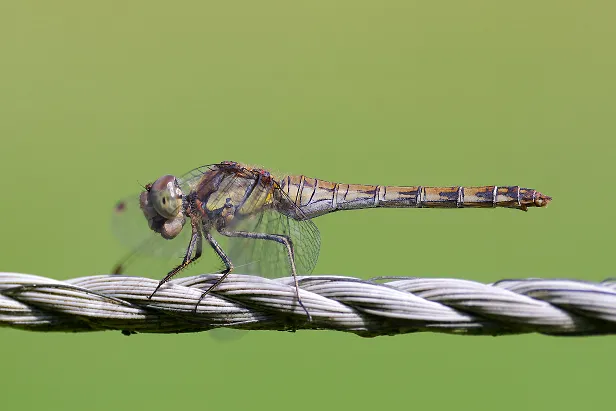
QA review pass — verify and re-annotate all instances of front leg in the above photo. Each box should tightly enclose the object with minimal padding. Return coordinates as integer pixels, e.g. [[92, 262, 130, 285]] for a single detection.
[[149, 219, 202, 298], [218, 229, 311, 321], [194, 231, 235, 308]]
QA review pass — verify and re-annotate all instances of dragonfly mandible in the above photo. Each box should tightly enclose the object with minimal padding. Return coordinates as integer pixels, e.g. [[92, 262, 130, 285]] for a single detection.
[[112, 160, 552, 320]]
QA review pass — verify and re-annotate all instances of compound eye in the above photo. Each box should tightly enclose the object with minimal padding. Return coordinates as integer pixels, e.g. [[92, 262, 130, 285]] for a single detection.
[[148, 175, 183, 219]]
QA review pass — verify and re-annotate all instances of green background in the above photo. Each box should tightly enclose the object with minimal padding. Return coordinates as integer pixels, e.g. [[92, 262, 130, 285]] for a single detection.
[[1, 1, 614, 409]]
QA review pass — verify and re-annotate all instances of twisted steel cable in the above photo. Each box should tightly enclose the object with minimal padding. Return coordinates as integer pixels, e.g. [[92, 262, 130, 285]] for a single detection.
[[2, 272, 616, 337]]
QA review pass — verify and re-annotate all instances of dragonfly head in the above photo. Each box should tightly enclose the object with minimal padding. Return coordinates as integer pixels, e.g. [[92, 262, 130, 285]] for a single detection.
[[140, 175, 186, 239], [148, 175, 183, 219]]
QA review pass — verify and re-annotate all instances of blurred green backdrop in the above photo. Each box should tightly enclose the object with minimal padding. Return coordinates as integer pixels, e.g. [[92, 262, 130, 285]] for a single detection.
[[1, 1, 615, 410]]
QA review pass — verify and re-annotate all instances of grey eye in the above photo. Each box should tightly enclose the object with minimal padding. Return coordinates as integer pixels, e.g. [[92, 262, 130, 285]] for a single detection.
[[148, 174, 183, 219]]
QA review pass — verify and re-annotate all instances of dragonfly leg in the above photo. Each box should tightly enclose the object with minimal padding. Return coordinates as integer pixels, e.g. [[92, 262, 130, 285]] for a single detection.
[[148, 220, 202, 298], [194, 232, 235, 311], [218, 229, 312, 321]]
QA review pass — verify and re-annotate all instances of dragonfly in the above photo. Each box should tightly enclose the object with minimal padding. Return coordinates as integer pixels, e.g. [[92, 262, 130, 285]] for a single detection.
[[112, 160, 552, 320]]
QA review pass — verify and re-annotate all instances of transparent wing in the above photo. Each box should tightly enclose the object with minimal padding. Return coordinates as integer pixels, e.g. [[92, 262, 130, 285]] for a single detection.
[[110, 194, 193, 274], [111, 194, 232, 278], [225, 188, 321, 278], [177, 164, 217, 192], [111, 197, 233, 277]]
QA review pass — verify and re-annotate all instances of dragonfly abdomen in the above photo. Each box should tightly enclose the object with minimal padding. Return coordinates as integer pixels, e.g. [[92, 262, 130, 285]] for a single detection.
[[281, 175, 551, 218]]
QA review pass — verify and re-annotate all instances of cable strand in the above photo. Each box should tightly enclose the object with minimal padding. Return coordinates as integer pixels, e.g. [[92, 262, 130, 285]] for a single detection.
[[2, 272, 616, 337]]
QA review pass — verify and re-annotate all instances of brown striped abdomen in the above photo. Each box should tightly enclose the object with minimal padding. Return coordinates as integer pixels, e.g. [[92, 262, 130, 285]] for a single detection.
[[280, 175, 552, 219]]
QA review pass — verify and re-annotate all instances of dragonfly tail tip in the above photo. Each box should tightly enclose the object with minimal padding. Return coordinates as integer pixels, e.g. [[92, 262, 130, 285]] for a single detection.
[[535, 191, 552, 208]]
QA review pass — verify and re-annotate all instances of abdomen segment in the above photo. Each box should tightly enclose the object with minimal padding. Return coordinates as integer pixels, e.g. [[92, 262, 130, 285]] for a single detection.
[[280, 175, 551, 219]]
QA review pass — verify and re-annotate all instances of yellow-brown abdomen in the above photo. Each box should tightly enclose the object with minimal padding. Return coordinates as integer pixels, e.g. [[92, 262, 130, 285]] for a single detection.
[[280, 175, 551, 218]]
